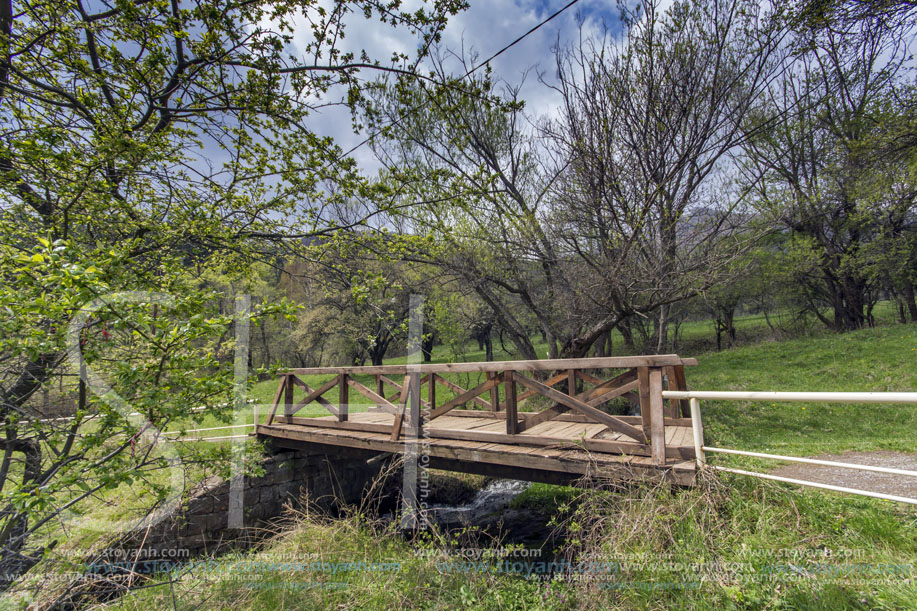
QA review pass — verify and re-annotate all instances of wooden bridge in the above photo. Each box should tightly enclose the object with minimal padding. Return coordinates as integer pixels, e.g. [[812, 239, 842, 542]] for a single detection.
[[256, 355, 699, 486]]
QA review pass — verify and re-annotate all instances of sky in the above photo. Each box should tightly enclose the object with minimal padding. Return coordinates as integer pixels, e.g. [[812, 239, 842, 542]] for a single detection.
[[293, 0, 625, 173]]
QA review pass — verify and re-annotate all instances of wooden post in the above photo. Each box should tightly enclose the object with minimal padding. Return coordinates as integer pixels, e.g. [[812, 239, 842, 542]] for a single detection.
[[568, 369, 576, 397], [284, 374, 294, 419], [505, 370, 518, 434], [690, 398, 706, 468], [663, 366, 679, 418], [408, 372, 422, 437], [428, 373, 436, 414], [338, 373, 348, 422], [648, 368, 666, 466], [673, 365, 691, 417], [487, 372, 499, 411], [637, 367, 651, 438], [376, 374, 385, 407], [390, 374, 409, 440]]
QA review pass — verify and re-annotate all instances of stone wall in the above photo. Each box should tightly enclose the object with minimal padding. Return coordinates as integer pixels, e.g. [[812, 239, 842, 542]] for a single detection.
[[115, 448, 397, 561]]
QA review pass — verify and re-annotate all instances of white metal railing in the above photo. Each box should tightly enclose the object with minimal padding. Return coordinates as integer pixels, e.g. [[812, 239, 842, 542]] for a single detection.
[[662, 390, 917, 506]]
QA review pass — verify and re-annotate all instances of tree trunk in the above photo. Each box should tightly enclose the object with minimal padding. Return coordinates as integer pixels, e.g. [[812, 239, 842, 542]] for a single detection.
[[653, 305, 668, 354], [903, 283, 917, 323], [0, 440, 44, 591], [618, 318, 635, 352]]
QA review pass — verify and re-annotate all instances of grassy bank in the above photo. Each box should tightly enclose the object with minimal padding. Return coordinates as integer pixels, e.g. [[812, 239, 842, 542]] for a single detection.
[[93, 323, 916, 610]]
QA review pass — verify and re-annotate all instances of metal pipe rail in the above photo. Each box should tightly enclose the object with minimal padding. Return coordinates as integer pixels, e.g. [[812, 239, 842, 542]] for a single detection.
[[662, 390, 917, 403], [661, 390, 917, 505]]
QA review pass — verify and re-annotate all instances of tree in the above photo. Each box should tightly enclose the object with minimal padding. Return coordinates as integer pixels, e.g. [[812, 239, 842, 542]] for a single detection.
[[742, 11, 917, 330], [547, 0, 787, 354], [0, 0, 463, 588]]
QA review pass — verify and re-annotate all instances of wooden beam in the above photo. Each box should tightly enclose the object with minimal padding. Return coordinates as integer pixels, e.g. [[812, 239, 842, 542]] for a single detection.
[[443, 409, 694, 428], [575, 370, 603, 385], [291, 377, 339, 414], [390, 375, 410, 441], [516, 371, 569, 403], [505, 370, 518, 434], [289, 377, 340, 418], [267, 377, 285, 425], [284, 355, 691, 376], [338, 373, 348, 422], [434, 375, 492, 410], [649, 368, 666, 466], [517, 376, 639, 433], [256, 424, 696, 482], [513, 374, 646, 443], [265, 419, 692, 461], [672, 365, 691, 417], [487, 372, 500, 412], [586, 379, 640, 408], [347, 377, 400, 413], [430, 374, 503, 419], [637, 367, 651, 435], [582, 369, 638, 402], [284, 374, 294, 419]]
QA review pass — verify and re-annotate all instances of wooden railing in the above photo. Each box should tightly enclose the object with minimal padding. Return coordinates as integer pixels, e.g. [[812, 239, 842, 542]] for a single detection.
[[266, 355, 697, 465]]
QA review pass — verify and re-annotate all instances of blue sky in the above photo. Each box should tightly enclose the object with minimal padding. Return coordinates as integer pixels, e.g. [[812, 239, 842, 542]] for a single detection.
[[297, 0, 625, 172]]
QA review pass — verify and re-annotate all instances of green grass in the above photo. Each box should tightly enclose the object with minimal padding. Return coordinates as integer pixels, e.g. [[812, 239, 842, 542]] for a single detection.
[[89, 319, 917, 611], [8, 309, 917, 610]]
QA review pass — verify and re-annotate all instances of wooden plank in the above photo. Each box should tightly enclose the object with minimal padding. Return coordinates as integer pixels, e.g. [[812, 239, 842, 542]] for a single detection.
[[582, 369, 638, 402], [390, 375, 410, 441], [421, 427, 690, 459], [505, 370, 518, 435], [585, 379, 640, 408], [339, 373, 349, 422], [435, 375, 492, 410], [290, 376, 339, 414], [267, 378, 285, 425], [258, 424, 696, 482], [487, 372, 500, 412], [429, 373, 436, 415], [518, 403, 568, 432], [430, 374, 503, 420], [284, 355, 690, 376], [443, 410, 693, 427], [576, 370, 605, 386], [649, 368, 666, 466], [276, 416, 391, 434], [290, 376, 339, 418], [347, 377, 399, 413], [408, 372, 422, 438], [672, 364, 691, 417], [517, 375, 638, 434], [284, 374, 294, 419], [516, 371, 569, 403], [513, 374, 646, 443], [637, 367, 651, 435]]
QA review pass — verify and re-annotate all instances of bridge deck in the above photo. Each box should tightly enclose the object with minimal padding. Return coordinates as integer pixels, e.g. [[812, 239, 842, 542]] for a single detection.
[[256, 356, 700, 487], [257, 411, 697, 486]]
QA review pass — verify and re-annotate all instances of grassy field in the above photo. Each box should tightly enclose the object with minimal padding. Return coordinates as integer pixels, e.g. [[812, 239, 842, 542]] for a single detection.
[[75, 318, 917, 611]]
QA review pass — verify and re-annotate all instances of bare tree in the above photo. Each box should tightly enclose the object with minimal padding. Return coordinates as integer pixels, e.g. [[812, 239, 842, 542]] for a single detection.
[[544, 0, 786, 354]]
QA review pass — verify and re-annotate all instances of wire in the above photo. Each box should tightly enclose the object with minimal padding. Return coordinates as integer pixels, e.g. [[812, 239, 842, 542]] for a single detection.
[[463, 0, 583, 78], [331, 0, 585, 166]]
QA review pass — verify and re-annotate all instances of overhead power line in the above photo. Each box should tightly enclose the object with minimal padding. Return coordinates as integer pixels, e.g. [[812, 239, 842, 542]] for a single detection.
[[463, 0, 583, 77]]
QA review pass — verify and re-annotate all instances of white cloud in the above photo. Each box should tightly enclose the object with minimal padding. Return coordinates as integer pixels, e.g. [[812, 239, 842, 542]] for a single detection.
[[287, 0, 623, 173]]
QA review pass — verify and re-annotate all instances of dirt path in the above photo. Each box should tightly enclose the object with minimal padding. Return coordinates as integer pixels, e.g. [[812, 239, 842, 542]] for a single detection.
[[771, 451, 917, 499]]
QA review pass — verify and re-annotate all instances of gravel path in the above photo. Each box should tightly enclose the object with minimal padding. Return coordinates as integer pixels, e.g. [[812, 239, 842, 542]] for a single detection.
[[770, 451, 917, 499]]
